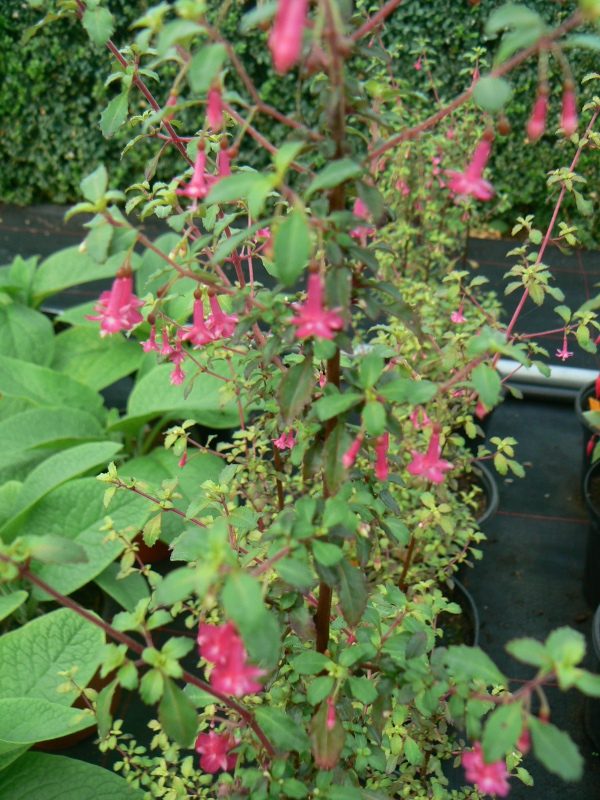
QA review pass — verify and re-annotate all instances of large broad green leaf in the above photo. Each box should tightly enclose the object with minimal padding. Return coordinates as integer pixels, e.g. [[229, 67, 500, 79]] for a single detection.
[[0, 608, 104, 704], [0, 698, 95, 746], [0, 407, 105, 454], [52, 326, 143, 391], [0, 752, 143, 799], [254, 707, 310, 753], [112, 363, 238, 432], [0, 743, 28, 772], [0, 302, 54, 365], [0, 441, 122, 540], [22, 477, 150, 598], [0, 355, 105, 420], [32, 248, 133, 305], [529, 717, 583, 781]]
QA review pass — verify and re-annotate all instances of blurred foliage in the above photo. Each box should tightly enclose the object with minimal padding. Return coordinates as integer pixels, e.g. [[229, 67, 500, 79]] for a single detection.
[[1, 0, 598, 242]]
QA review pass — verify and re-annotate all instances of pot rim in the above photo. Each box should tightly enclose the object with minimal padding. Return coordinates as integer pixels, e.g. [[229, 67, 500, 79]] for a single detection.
[[471, 461, 499, 526]]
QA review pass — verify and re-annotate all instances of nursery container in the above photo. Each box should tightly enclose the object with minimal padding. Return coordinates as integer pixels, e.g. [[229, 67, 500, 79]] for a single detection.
[[575, 381, 600, 486], [472, 462, 499, 527], [584, 605, 600, 752], [582, 461, 600, 608]]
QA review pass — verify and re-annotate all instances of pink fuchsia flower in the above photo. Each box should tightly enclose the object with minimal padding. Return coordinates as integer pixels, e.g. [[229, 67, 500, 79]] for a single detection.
[[350, 198, 375, 246], [447, 136, 495, 202], [395, 178, 410, 196], [462, 742, 510, 798], [181, 297, 215, 348], [375, 432, 390, 481], [527, 91, 549, 141], [198, 621, 245, 665], [87, 272, 144, 337], [290, 272, 344, 340], [210, 650, 265, 697], [409, 407, 431, 430], [413, 56, 422, 71], [141, 324, 160, 352], [177, 146, 210, 201], [517, 729, 531, 754], [170, 364, 185, 385], [556, 334, 573, 361], [206, 85, 224, 131], [475, 400, 490, 420], [451, 303, 466, 324], [269, 0, 308, 74], [561, 85, 578, 137], [178, 451, 188, 469], [273, 431, 296, 450], [407, 427, 453, 484], [207, 294, 238, 339], [342, 432, 364, 469], [195, 731, 237, 774], [318, 372, 327, 388], [217, 145, 232, 178]]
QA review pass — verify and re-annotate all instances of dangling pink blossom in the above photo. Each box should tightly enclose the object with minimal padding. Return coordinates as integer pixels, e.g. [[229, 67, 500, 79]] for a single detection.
[[342, 432, 364, 469], [195, 731, 237, 774], [447, 136, 495, 202], [395, 178, 411, 196], [318, 372, 328, 388], [290, 273, 344, 340], [206, 85, 224, 131], [561, 86, 578, 137], [141, 324, 160, 352], [178, 451, 188, 469], [375, 432, 390, 481], [177, 147, 210, 200], [170, 364, 185, 385], [527, 92, 549, 141], [210, 650, 265, 697], [326, 697, 337, 730], [181, 297, 215, 348], [169, 341, 186, 385], [556, 334, 573, 361], [451, 303, 466, 324], [475, 400, 489, 420], [462, 742, 510, 797], [350, 198, 375, 246], [217, 146, 232, 178], [207, 294, 238, 339], [87, 273, 144, 337], [269, 0, 308, 74], [407, 427, 453, 484], [198, 621, 244, 665], [273, 431, 296, 450], [409, 407, 431, 430], [160, 330, 174, 356], [413, 56, 422, 71], [517, 730, 531, 754]]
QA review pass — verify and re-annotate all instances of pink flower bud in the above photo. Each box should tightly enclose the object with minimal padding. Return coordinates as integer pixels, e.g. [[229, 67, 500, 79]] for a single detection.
[[326, 697, 336, 731], [526, 93, 548, 141], [207, 85, 224, 131], [561, 87, 578, 137], [342, 433, 364, 469], [375, 432, 389, 481], [269, 0, 308, 74]]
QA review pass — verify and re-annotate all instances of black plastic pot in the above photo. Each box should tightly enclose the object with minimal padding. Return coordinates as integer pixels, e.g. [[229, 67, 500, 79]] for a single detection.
[[575, 382, 600, 487], [582, 461, 600, 608], [584, 605, 600, 752], [472, 462, 499, 527]]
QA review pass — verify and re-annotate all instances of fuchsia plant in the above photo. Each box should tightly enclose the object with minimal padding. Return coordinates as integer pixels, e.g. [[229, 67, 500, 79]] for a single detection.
[[2, 1, 600, 799]]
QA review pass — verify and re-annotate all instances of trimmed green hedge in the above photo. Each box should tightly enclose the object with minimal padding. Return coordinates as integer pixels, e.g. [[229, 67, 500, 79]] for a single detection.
[[1, 1, 597, 241]]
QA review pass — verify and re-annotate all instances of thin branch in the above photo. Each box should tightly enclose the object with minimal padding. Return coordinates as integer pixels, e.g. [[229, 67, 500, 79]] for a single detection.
[[351, 0, 404, 43]]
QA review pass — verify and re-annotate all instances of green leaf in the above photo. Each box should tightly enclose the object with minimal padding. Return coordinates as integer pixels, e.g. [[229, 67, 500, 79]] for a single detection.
[[0, 698, 95, 746], [307, 675, 334, 705], [292, 651, 331, 675], [529, 717, 583, 781], [222, 573, 281, 669], [545, 627, 586, 666], [32, 247, 129, 304], [205, 172, 265, 205], [0, 303, 54, 365], [96, 563, 150, 612], [337, 559, 367, 627], [472, 76, 513, 112], [82, 6, 115, 46], [279, 358, 314, 424], [25, 534, 88, 565], [0, 441, 122, 540], [159, 678, 198, 747], [188, 43, 228, 93], [273, 210, 311, 287], [52, 326, 143, 392], [0, 752, 143, 799], [80, 165, 108, 204], [444, 646, 506, 685], [485, 4, 544, 36], [482, 703, 523, 761], [306, 159, 362, 197], [100, 91, 129, 139], [254, 707, 310, 753], [471, 364, 502, 408], [276, 557, 316, 589], [404, 736, 424, 766], [505, 637, 548, 667], [312, 540, 344, 567], [0, 591, 28, 623], [378, 378, 437, 404], [0, 608, 104, 705], [358, 353, 385, 389], [362, 401, 386, 436], [314, 391, 363, 422], [348, 676, 378, 704]]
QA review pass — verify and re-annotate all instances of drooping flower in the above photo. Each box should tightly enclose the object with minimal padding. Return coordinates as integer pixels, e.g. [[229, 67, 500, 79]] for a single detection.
[[561, 85, 578, 137], [413, 56, 422, 71], [273, 431, 296, 450], [87, 272, 144, 337], [350, 198, 375, 246], [462, 742, 510, 797], [160, 330, 174, 356], [527, 91, 549, 141], [178, 451, 188, 469], [447, 136, 495, 202], [407, 427, 453, 484], [217, 145, 232, 178], [556, 334, 573, 361], [210, 650, 265, 697], [375, 432, 390, 481], [342, 432, 364, 469], [517, 729, 531, 754], [207, 85, 224, 131], [451, 303, 466, 324], [395, 178, 411, 196], [207, 294, 238, 339], [195, 731, 237, 774], [290, 273, 344, 340], [198, 621, 244, 665], [318, 372, 328, 389], [269, 0, 308, 74], [409, 407, 431, 430], [141, 324, 160, 352], [170, 363, 185, 385], [181, 297, 215, 348], [177, 146, 210, 201]]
